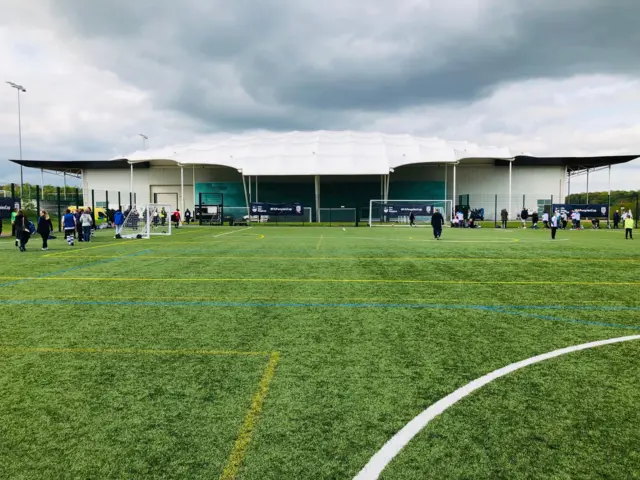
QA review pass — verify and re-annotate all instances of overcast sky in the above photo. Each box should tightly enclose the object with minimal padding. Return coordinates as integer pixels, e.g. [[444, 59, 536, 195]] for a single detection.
[[1, 0, 639, 191]]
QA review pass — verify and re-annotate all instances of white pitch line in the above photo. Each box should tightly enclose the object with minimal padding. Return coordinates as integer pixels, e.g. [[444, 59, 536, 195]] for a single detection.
[[353, 334, 640, 480], [212, 227, 252, 238]]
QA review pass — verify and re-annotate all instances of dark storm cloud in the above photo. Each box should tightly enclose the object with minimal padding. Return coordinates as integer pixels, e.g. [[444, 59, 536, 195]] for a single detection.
[[49, 0, 640, 131]]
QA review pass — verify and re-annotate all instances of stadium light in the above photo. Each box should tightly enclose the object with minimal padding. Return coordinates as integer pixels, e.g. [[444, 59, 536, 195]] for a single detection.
[[139, 133, 148, 150], [6, 81, 27, 193]]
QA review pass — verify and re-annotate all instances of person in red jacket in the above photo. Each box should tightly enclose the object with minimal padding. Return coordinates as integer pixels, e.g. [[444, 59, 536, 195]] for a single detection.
[[172, 208, 181, 228]]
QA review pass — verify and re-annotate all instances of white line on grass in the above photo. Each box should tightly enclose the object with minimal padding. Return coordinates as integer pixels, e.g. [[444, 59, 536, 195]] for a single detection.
[[353, 334, 640, 480], [212, 227, 252, 238]]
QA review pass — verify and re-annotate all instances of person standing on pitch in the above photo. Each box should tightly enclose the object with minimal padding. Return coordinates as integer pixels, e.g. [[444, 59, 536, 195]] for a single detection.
[[11, 207, 17, 246], [625, 214, 634, 240], [431, 208, 444, 240], [80, 209, 93, 243], [613, 210, 620, 229], [520, 208, 529, 228], [409, 211, 416, 227], [37, 210, 52, 250], [501, 208, 508, 228], [62, 209, 77, 246], [550, 210, 560, 240]]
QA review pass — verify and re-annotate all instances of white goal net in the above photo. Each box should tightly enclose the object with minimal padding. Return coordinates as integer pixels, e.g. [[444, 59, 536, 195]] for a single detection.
[[368, 199, 452, 227], [120, 203, 172, 239]]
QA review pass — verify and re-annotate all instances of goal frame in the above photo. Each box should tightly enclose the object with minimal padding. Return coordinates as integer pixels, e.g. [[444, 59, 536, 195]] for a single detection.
[[121, 203, 173, 239], [368, 199, 453, 227]]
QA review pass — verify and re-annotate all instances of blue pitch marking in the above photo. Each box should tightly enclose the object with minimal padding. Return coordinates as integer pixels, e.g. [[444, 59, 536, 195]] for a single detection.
[[0, 250, 152, 288], [0, 298, 638, 331]]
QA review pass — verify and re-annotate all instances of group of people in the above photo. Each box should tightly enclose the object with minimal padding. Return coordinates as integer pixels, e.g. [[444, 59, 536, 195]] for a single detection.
[[10, 208, 55, 252], [62, 208, 96, 246]]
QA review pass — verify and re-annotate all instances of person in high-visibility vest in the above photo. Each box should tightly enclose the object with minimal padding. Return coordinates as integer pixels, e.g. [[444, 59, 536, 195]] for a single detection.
[[625, 214, 634, 240]]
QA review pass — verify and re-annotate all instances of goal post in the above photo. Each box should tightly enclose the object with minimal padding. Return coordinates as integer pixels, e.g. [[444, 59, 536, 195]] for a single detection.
[[368, 199, 452, 227], [318, 208, 357, 226], [120, 203, 172, 239]]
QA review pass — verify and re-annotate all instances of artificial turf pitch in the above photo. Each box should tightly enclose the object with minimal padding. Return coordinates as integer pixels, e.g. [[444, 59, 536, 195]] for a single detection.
[[0, 225, 638, 479]]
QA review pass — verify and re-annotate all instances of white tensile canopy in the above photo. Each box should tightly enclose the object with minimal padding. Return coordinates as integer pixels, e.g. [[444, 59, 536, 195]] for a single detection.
[[117, 131, 515, 175]]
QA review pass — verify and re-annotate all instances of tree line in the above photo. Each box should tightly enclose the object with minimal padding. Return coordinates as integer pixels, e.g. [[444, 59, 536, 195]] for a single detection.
[[566, 190, 639, 211]]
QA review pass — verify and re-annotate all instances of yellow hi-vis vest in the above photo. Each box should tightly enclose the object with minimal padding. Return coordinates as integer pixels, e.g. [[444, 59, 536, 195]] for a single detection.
[[624, 217, 634, 229]]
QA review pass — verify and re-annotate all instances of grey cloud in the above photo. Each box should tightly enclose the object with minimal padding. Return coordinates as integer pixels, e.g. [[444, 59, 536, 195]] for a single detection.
[[47, 0, 640, 131]]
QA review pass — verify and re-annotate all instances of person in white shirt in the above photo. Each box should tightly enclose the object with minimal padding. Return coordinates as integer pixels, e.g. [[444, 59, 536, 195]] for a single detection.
[[80, 211, 93, 243], [574, 211, 581, 229], [542, 212, 549, 229], [550, 211, 560, 239]]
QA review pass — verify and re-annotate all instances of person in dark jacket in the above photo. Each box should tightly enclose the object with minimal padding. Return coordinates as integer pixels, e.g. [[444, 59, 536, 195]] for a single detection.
[[14, 209, 28, 252], [185, 209, 192, 225], [37, 210, 52, 251], [409, 212, 416, 227], [521, 208, 529, 228], [531, 212, 539, 229], [613, 210, 620, 229], [500, 209, 508, 228], [431, 209, 445, 240]]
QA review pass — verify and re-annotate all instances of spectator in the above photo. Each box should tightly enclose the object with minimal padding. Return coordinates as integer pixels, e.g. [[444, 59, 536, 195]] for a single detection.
[[531, 211, 539, 229], [114, 208, 125, 237], [14, 209, 28, 252], [37, 210, 52, 251], [625, 213, 634, 240], [431, 208, 444, 240], [185, 208, 192, 225], [542, 211, 549, 229], [80, 209, 93, 243], [172, 208, 181, 228], [521, 208, 529, 228], [561, 211, 568, 230], [613, 210, 620, 229], [500, 209, 508, 229], [62, 208, 77, 246], [550, 210, 560, 240], [11, 207, 17, 246]]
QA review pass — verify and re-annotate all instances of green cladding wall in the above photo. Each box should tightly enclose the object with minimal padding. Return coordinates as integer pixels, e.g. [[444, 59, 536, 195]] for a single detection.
[[196, 180, 445, 208]]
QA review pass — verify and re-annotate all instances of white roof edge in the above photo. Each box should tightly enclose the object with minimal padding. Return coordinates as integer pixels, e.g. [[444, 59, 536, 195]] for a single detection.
[[116, 131, 516, 175]]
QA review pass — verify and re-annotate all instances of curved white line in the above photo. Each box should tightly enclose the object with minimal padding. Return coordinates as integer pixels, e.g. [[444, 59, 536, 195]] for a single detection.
[[354, 334, 640, 480]]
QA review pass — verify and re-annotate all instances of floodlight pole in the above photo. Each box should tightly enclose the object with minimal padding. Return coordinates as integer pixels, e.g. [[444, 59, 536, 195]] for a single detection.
[[139, 133, 148, 150], [6, 81, 26, 193]]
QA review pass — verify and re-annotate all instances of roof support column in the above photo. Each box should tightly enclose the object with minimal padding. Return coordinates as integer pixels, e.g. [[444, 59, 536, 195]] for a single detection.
[[180, 165, 185, 222], [586, 168, 590, 204], [314, 175, 320, 223], [608, 164, 611, 227], [444, 164, 447, 204], [192, 165, 196, 211], [255, 176, 258, 203], [385, 174, 390, 202], [242, 174, 250, 216], [248, 175, 252, 203], [129, 162, 134, 207], [508, 160, 512, 220], [453, 163, 457, 220]]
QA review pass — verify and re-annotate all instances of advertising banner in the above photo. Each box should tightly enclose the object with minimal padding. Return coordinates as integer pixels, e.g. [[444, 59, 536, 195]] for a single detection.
[[0, 198, 20, 219], [382, 204, 434, 217], [250, 202, 305, 216], [552, 204, 608, 217]]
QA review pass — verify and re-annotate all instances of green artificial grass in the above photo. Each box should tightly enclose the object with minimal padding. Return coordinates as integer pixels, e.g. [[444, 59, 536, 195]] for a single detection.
[[0, 225, 638, 479]]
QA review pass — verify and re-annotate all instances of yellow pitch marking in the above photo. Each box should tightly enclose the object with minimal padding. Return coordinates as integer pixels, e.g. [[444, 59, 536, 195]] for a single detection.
[[220, 352, 280, 480]]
